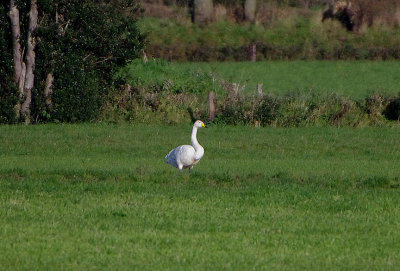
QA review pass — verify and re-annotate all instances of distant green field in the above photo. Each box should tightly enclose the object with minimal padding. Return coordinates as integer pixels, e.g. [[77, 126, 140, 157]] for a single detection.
[[1, 124, 400, 270], [174, 61, 400, 98]]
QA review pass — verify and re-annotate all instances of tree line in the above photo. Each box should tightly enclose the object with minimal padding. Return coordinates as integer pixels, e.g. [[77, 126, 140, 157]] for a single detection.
[[0, 0, 145, 124]]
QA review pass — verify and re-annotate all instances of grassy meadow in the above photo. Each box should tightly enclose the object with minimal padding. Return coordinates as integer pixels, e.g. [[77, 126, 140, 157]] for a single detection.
[[174, 61, 400, 98], [1, 124, 400, 270]]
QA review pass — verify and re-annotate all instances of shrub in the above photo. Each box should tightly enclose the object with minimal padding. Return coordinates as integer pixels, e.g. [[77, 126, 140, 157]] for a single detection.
[[255, 94, 280, 126], [0, 5, 18, 123], [51, 57, 101, 122], [384, 96, 400, 121], [364, 94, 388, 124], [212, 91, 393, 127], [101, 84, 206, 124]]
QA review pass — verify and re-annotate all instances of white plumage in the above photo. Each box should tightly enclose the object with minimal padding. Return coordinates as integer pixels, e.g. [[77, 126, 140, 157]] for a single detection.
[[165, 120, 206, 172]]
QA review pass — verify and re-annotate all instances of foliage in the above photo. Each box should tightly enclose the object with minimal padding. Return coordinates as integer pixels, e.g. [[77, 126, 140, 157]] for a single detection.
[[101, 85, 207, 124], [383, 95, 400, 121], [213, 91, 389, 127], [51, 56, 102, 122], [0, 5, 18, 123], [0, 0, 145, 123], [34, 0, 145, 122]]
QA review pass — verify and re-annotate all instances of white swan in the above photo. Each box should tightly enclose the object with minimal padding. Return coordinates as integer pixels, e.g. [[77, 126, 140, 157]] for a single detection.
[[165, 120, 206, 172]]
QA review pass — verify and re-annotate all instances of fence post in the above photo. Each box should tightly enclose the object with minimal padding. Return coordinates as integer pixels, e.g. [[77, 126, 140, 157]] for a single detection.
[[251, 44, 256, 62], [209, 91, 215, 122]]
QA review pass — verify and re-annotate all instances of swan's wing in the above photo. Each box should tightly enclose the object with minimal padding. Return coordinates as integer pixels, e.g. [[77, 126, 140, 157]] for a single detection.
[[177, 145, 196, 166], [165, 145, 195, 168]]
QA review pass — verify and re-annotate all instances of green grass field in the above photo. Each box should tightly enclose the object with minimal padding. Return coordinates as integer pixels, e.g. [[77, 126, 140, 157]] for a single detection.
[[1, 124, 400, 270], [174, 61, 400, 98]]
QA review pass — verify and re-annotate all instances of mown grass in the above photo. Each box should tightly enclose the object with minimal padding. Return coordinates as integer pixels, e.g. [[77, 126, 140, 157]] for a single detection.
[[174, 61, 400, 98], [1, 124, 400, 270]]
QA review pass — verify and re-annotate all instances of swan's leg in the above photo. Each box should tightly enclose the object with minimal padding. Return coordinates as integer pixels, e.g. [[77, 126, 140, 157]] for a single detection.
[[189, 166, 193, 173]]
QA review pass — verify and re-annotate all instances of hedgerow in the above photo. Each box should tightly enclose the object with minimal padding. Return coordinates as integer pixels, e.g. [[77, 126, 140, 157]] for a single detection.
[[104, 60, 399, 126]]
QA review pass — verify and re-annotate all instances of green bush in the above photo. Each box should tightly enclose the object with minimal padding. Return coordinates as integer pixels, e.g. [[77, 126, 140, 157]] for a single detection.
[[101, 84, 207, 124], [51, 56, 101, 122], [211, 91, 393, 127], [384, 96, 400, 121], [0, 5, 18, 123]]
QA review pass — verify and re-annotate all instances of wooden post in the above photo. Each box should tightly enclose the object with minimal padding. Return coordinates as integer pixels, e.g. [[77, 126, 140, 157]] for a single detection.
[[257, 83, 263, 96], [209, 91, 215, 122], [251, 44, 256, 62]]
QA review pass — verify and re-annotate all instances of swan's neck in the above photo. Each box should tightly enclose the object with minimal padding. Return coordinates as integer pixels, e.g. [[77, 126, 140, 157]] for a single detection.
[[191, 126, 204, 160], [191, 126, 201, 148]]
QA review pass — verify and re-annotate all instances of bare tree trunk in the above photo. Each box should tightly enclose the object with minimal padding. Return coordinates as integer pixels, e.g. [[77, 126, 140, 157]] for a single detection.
[[9, 0, 23, 117], [21, 0, 38, 123], [14, 62, 27, 119], [44, 72, 54, 107], [9, 0, 22, 84]]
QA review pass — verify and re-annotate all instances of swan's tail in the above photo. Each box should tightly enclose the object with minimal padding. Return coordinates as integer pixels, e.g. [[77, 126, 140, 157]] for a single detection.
[[165, 148, 178, 168]]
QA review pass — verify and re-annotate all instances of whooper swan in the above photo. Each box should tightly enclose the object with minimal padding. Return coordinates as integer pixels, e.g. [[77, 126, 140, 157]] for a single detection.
[[165, 120, 206, 172]]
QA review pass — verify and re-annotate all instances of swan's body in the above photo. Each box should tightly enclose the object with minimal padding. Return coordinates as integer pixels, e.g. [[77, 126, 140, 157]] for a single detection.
[[165, 120, 206, 172]]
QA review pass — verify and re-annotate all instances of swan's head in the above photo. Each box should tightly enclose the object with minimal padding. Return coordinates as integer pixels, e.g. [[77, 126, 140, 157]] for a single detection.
[[194, 120, 206, 128]]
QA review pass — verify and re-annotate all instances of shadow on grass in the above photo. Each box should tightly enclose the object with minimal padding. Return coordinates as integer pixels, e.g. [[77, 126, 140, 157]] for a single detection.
[[1, 167, 399, 191]]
